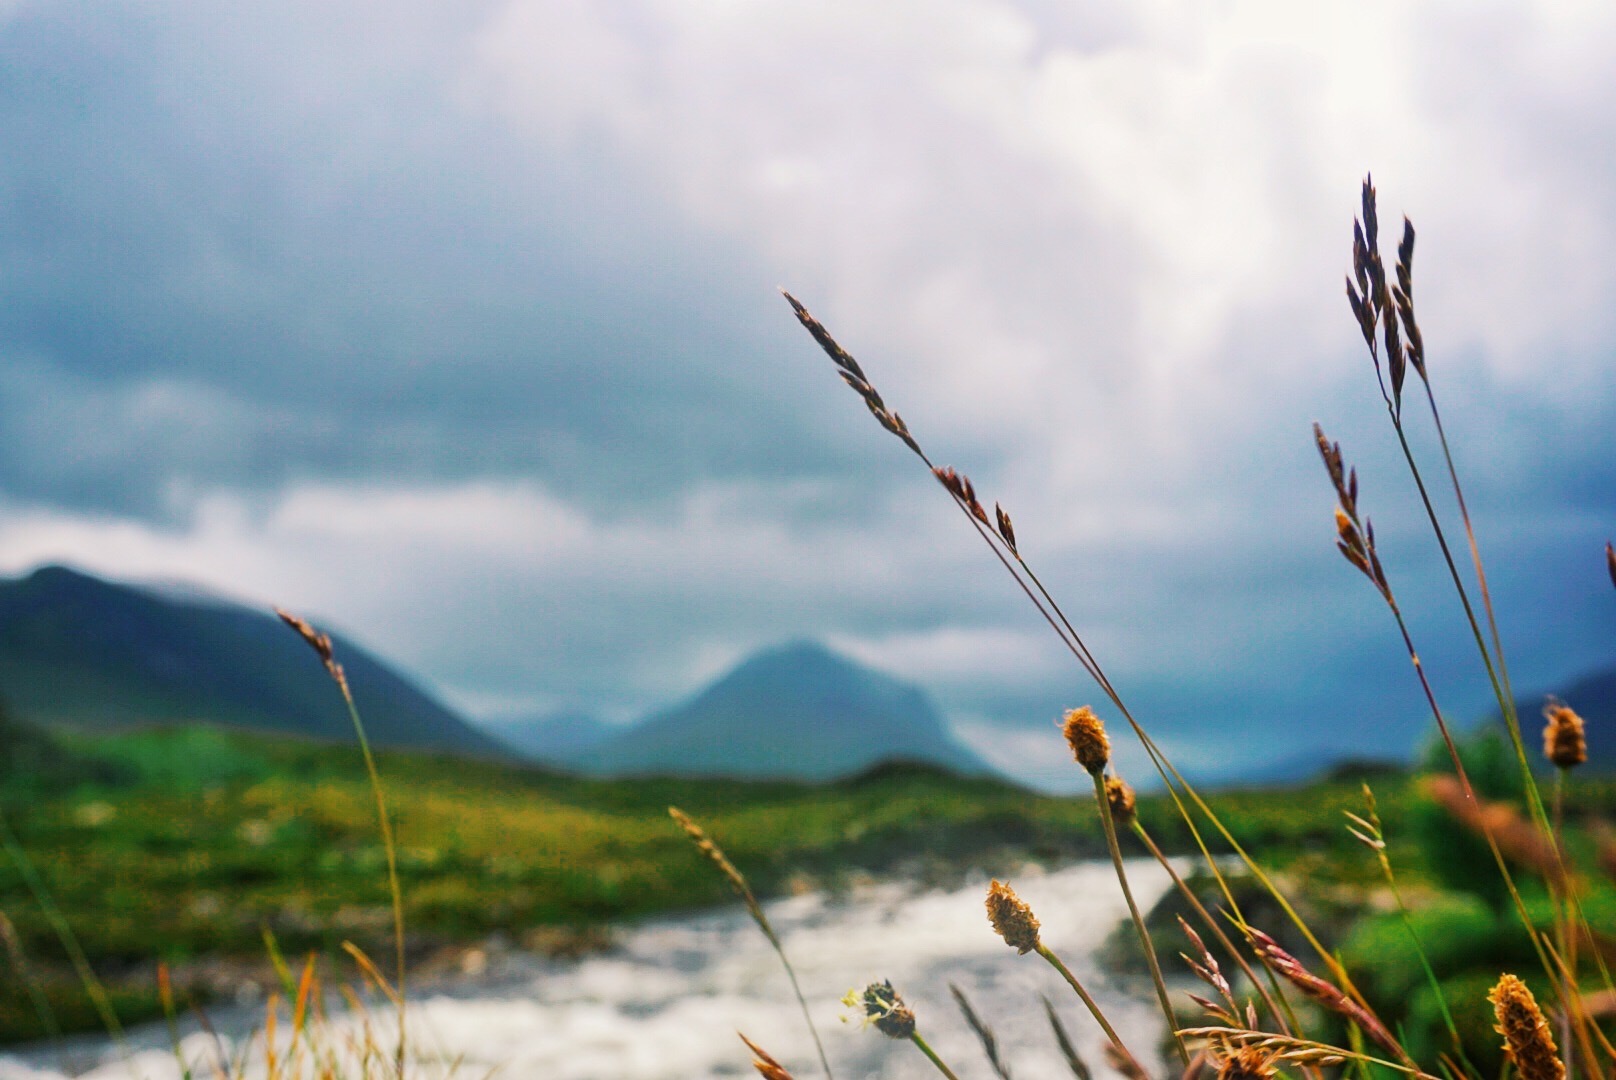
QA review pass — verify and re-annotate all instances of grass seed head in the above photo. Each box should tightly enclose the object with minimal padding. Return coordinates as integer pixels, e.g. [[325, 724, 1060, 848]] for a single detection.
[[985, 880, 1041, 954], [1214, 1044, 1278, 1080], [1062, 706, 1110, 775], [1543, 700, 1587, 769], [1489, 974, 1565, 1080], [1104, 776, 1136, 826], [853, 980, 916, 1039]]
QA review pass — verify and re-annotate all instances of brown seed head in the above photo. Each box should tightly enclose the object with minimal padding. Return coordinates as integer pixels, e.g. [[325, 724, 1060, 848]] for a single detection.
[[1542, 701, 1587, 769], [985, 880, 1041, 954], [1489, 974, 1565, 1080], [1105, 776, 1136, 826], [668, 807, 750, 901], [1062, 706, 1110, 774], [1215, 1047, 1279, 1080], [859, 981, 916, 1040], [275, 607, 349, 694], [1215, 1044, 1278, 1080]]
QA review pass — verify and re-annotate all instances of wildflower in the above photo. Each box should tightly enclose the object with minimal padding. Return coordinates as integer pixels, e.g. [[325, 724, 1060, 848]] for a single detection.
[[845, 981, 915, 1039]]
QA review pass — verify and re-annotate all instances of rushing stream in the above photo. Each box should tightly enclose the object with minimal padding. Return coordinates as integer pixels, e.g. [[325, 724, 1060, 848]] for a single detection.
[[1, 859, 1179, 1079]]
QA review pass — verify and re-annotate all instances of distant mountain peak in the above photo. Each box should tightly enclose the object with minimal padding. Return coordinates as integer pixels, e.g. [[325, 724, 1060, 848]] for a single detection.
[[580, 639, 993, 782]]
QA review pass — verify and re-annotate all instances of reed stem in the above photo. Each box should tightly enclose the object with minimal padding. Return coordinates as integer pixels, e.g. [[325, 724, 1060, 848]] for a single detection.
[[1037, 943, 1149, 1078]]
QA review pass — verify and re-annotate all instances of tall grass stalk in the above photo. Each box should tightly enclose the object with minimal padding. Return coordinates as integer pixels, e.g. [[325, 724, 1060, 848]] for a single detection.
[[668, 806, 833, 1079], [276, 608, 408, 1077]]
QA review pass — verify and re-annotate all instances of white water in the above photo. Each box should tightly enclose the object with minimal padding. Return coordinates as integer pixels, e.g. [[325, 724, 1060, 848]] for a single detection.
[[1, 860, 1178, 1079]]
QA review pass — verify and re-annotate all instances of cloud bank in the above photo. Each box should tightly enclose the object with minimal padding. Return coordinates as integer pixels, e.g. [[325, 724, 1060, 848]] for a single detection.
[[1, 0, 1613, 785]]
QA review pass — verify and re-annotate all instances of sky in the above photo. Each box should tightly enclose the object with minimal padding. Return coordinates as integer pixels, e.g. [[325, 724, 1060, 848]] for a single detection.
[[0, 0, 1613, 790]]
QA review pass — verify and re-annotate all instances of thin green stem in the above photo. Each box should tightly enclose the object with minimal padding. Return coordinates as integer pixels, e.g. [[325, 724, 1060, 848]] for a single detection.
[[908, 1032, 962, 1080], [768, 936, 832, 1080], [1037, 942, 1149, 1078], [1131, 822, 1306, 1043], [333, 681, 407, 1077], [0, 904, 62, 1050], [1091, 771, 1186, 1065]]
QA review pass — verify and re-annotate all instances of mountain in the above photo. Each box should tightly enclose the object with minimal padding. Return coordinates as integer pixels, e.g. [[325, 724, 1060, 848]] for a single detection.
[[0, 564, 508, 757], [578, 640, 993, 781], [481, 710, 617, 764]]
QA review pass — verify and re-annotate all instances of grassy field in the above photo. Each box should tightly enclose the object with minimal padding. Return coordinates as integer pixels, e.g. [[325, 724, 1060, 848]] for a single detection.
[[0, 720, 1438, 1044]]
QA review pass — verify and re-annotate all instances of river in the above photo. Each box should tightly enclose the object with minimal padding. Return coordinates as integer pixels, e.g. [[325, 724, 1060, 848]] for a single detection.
[[0, 859, 1179, 1079]]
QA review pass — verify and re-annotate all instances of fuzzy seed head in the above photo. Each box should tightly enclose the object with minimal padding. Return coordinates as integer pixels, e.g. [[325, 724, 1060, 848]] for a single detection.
[[1490, 974, 1564, 1080], [1105, 776, 1137, 826], [985, 880, 1041, 954], [1542, 702, 1586, 769], [856, 981, 915, 1039], [1062, 706, 1110, 774]]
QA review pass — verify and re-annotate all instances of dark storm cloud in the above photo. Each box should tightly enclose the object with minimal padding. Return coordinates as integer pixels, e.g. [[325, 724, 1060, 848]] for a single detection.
[[0, 0, 1614, 790], [0, 2, 868, 518]]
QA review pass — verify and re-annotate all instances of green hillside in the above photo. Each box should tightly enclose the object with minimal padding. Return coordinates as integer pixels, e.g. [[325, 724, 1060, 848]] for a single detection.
[[0, 565, 507, 757]]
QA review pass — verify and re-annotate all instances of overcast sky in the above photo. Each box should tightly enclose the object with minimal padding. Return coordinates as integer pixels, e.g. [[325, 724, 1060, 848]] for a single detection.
[[0, 1, 1613, 789]]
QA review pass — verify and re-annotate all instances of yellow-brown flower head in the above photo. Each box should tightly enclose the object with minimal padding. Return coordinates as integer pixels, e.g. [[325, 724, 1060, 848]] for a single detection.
[[857, 980, 916, 1039], [1542, 701, 1586, 769], [1489, 974, 1565, 1080], [1105, 776, 1137, 826], [985, 880, 1041, 954], [1214, 1044, 1278, 1080], [1062, 706, 1110, 775]]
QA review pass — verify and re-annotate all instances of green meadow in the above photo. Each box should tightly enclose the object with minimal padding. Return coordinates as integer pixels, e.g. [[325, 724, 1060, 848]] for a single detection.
[[1, 718, 1423, 1044]]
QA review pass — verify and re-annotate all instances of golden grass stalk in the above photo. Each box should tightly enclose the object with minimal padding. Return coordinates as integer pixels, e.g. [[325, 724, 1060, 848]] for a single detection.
[[277, 607, 408, 1077], [1066, 706, 1186, 1064], [1490, 974, 1566, 1080], [669, 806, 832, 1079]]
